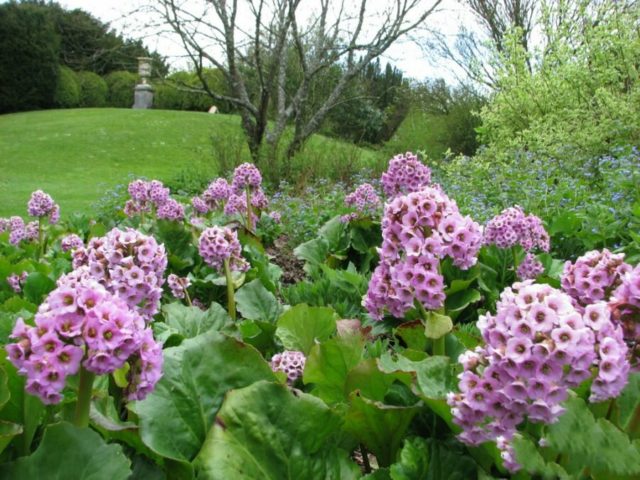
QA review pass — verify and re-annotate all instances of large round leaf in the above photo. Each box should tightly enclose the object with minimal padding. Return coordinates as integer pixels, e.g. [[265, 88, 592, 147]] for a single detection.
[[0, 422, 131, 479], [193, 381, 360, 479], [303, 334, 365, 404], [343, 392, 420, 468], [276, 304, 337, 355], [135, 330, 276, 463]]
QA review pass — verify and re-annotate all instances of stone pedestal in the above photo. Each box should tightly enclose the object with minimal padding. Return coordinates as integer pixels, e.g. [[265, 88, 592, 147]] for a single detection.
[[132, 84, 154, 109]]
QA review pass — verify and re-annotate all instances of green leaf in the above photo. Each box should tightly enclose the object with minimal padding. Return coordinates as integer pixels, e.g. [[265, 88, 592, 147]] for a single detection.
[[136, 331, 276, 463], [155, 219, 195, 260], [445, 278, 477, 296], [444, 289, 481, 313], [193, 381, 360, 479], [294, 237, 329, 265], [423, 312, 453, 339], [0, 422, 131, 479], [158, 302, 233, 345], [395, 321, 428, 351], [0, 296, 37, 313], [0, 420, 22, 455], [537, 253, 565, 280], [379, 353, 456, 428], [0, 355, 45, 455], [319, 215, 350, 251], [389, 437, 429, 480], [423, 438, 478, 480], [617, 372, 640, 432], [549, 212, 581, 235], [545, 396, 640, 477], [511, 435, 570, 480], [362, 469, 391, 480], [22, 272, 55, 305], [303, 334, 365, 404], [276, 304, 336, 355], [344, 392, 420, 467], [0, 366, 10, 410], [344, 359, 400, 402], [235, 279, 283, 323]]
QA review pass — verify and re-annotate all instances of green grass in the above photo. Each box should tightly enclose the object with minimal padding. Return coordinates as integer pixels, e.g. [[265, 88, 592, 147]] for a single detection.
[[0, 108, 380, 217], [384, 109, 450, 160]]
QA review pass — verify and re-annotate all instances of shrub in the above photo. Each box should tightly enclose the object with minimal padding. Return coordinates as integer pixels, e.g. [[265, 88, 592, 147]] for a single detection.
[[478, 3, 640, 168], [105, 71, 137, 108], [53, 66, 79, 108], [0, 3, 60, 113], [154, 69, 232, 112], [76, 71, 108, 107]]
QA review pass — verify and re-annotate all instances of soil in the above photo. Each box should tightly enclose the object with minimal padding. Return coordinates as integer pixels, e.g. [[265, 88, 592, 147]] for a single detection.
[[266, 236, 306, 284]]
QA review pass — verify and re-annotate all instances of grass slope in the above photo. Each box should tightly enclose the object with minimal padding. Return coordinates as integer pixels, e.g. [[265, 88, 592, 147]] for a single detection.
[[0, 108, 378, 217]]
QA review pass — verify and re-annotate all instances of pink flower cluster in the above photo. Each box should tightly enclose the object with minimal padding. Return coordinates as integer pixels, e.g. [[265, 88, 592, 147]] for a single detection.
[[341, 183, 381, 223], [562, 249, 630, 308], [7, 272, 28, 293], [380, 152, 432, 198], [156, 199, 185, 221], [27, 190, 60, 224], [71, 228, 168, 320], [364, 186, 482, 320], [124, 180, 184, 221], [6, 281, 163, 404], [231, 163, 262, 193], [198, 226, 248, 273], [448, 281, 629, 472], [192, 178, 231, 214], [61, 234, 84, 253], [270, 350, 306, 384], [2, 216, 39, 245], [484, 206, 550, 280], [484, 206, 550, 252], [167, 274, 191, 299], [516, 252, 545, 280], [610, 264, 640, 369]]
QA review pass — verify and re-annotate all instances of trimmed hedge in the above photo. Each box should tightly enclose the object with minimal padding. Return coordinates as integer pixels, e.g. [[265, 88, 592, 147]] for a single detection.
[[77, 70, 108, 107], [105, 70, 137, 108], [53, 66, 80, 108]]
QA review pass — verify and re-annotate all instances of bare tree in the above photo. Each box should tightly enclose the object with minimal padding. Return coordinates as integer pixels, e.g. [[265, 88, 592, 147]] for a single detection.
[[145, 0, 442, 172], [425, 0, 537, 87]]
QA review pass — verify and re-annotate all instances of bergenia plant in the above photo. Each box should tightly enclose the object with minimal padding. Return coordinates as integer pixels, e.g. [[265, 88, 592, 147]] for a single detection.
[[167, 273, 192, 305], [340, 183, 381, 223], [71, 227, 168, 320], [6, 279, 163, 427], [365, 184, 483, 354], [124, 179, 184, 222], [198, 225, 248, 319], [483, 205, 550, 280], [17, 190, 60, 257], [270, 350, 306, 384], [448, 280, 630, 472]]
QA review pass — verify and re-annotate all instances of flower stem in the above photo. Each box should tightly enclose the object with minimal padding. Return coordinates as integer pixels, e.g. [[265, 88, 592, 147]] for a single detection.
[[627, 402, 640, 438], [360, 443, 371, 474], [184, 288, 193, 307], [74, 367, 95, 428], [224, 258, 236, 320], [246, 188, 254, 232], [37, 217, 44, 259], [512, 246, 520, 273], [416, 301, 447, 356]]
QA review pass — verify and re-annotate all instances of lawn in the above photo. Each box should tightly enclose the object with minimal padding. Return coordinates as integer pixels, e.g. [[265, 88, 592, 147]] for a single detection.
[[0, 108, 379, 218]]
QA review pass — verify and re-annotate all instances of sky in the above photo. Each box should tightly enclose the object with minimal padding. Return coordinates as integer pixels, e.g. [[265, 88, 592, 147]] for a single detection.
[[54, 0, 475, 82]]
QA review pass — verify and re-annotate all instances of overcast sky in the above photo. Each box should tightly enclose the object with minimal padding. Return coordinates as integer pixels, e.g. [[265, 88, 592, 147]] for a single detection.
[[53, 0, 474, 82]]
